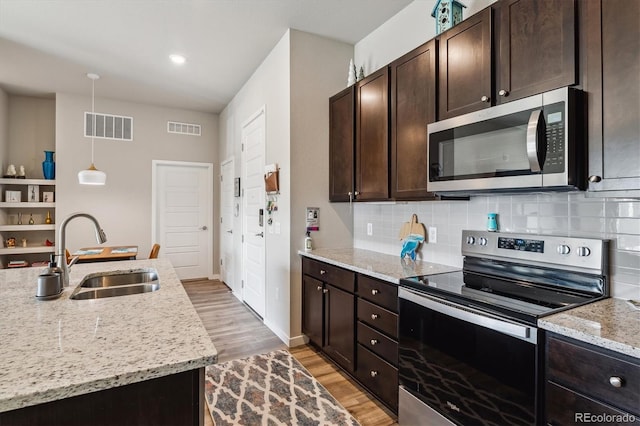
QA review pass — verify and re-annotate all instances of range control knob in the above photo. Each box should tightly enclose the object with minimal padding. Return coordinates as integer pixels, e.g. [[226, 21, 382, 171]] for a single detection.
[[466, 236, 476, 245], [577, 247, 591, 257], [557, 245, 571, 255], [479, 237, 488, 246]]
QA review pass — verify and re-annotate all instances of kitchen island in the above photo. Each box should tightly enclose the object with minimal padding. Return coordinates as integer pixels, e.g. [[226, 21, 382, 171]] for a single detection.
[[0, 259, 217, 425]]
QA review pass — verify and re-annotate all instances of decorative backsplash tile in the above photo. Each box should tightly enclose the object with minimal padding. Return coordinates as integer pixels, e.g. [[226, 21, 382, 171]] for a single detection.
[[353, 192, 640, 299]]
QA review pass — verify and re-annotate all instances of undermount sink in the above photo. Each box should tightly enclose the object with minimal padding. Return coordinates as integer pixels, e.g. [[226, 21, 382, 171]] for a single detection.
[[70, 269, 160, 300]]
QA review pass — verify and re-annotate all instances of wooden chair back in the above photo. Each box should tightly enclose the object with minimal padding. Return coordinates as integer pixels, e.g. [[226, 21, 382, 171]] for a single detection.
[[149, 243, 160, 259]]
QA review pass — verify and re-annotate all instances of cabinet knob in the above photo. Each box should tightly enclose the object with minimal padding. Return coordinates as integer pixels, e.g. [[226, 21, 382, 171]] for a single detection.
[[371, 289, 379, 295], [370, 370, 378, 378], [589, 175, 602, 183], [316, 285, 322, 291], [348, 191, 352, 196], [371, 314, 379, 320], [498, 89, 509, 97], [354, 191, 359, 196], [481, 95, 490, 103], [370, 339, 378, 346], [609, 376, 623, 388], [320, 270, 326, 275], [323, 288, 329, 294]]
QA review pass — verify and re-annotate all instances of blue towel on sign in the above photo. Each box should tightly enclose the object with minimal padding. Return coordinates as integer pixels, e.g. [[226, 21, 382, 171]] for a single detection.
[[400, 234, 424, 260]]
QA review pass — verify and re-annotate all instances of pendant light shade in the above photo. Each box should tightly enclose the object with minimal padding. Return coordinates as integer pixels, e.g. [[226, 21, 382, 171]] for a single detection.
[[78, 73, 106, 185]]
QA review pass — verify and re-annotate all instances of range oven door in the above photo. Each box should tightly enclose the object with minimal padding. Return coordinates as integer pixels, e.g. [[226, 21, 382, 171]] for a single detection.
[[398, 287, 541, 426]]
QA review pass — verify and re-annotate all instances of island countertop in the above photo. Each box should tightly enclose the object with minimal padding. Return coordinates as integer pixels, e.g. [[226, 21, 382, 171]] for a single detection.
[[0, 259, 217, 413]]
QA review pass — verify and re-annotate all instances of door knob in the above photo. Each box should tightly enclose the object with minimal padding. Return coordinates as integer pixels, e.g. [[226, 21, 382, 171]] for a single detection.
[[200, 226, 208, 230], [255, 232, 264, 237]]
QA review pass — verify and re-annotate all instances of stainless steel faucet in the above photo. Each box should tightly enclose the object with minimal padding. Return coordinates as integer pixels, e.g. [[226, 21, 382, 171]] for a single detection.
[[55, 213, 107, 287]]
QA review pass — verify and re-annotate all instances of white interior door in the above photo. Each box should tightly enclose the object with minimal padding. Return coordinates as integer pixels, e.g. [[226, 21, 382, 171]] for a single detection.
[[153, 161, 213, 280], [242, 107, 266, 318], [220, 158, 235, 292]]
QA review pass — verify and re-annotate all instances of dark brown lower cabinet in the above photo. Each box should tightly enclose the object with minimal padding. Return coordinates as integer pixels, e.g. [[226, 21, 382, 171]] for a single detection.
[[324, 284, 355, 372], [545, 332, 640, 425], [0, 368, 204, 426]]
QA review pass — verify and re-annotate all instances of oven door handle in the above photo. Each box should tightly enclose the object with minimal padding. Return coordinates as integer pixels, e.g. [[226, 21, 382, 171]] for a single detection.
[[526, 109, 547, 172], [399, 287, 537, 344]]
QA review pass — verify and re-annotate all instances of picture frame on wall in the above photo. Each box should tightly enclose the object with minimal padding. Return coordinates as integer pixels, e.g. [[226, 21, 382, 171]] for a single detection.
[[27, 185, 39, 202]]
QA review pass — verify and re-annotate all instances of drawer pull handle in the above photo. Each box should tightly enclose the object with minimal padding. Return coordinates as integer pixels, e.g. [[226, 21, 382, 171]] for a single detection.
[[371, 314, 379, 320], [609, 376, 623, 388], [370, 339, 378, 346], [370, 370, 378, 378], [371, 289, 379, 295], [320, 270, 326, 275], [316, 285, 322, 291]]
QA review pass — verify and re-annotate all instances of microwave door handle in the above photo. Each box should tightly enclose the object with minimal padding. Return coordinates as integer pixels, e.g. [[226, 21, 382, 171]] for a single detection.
[[526, 110, 547, 172]]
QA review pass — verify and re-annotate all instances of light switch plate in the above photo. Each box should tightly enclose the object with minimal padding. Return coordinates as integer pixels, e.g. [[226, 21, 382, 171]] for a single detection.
[[428, 226, 437, 243], [367, 223, 373, 236]]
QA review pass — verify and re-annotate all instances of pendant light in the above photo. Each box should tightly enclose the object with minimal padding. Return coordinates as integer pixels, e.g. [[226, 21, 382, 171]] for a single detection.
[[78, 73, 107, 185]]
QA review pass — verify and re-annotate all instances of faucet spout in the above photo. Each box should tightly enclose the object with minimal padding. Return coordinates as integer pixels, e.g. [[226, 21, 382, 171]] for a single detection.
[[56, 212, 107, 287]]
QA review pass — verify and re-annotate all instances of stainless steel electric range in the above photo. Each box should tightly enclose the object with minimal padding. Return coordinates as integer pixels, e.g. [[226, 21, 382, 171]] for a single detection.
[[398, 230, 609, 426]]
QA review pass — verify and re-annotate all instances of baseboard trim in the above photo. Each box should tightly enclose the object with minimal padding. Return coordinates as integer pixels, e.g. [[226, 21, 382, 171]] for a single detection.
[[263, 319, 290, 346]]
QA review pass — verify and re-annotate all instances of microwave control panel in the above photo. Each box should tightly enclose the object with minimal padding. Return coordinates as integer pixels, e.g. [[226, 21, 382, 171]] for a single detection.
[[543, 103, 565, 174]]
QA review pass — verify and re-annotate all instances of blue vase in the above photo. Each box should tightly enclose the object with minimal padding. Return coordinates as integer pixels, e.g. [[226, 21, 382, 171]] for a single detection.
[[42, 151, 55, 180]]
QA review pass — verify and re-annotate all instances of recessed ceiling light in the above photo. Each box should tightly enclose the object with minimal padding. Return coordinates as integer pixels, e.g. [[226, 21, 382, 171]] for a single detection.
[[169, 54, 186, 65]]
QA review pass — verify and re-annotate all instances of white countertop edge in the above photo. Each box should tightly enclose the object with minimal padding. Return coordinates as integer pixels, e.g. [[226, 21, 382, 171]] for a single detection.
[[299, 250, 401, 284], [538, 319, 640, 359], [1, 354, 217, 413]]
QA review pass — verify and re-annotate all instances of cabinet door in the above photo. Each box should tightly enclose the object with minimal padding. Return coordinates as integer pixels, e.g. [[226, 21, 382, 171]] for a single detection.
[[585, 0, 640, 193], [302, 275, 323, 348], [329, 87, 355, 202], [438, 7, 492, 120], [356, 68, 390, 201], [390, 40, 437, 200], [496, 0, 576, 104], [324, 283, 355, 372]]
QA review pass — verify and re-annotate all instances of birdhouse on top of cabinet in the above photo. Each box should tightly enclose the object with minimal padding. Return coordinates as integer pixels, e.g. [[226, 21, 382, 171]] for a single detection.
[[431, 0, 466, 35]]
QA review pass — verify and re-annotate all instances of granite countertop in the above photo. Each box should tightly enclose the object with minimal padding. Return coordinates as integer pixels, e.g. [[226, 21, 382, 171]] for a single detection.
[[539, 298, 640, 359], [299, 247, 459, 283], [0, 259, 217, 413]]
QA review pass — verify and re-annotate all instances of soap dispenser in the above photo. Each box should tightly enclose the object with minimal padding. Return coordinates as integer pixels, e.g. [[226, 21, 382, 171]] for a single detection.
[[304, 231, 313, 251]]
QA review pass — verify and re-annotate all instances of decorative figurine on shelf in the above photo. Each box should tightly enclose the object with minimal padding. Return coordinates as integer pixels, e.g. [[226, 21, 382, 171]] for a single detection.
[[28, 214, 35, 225], [45, 211, 52, 224], [21, 238, 27, 248], [347, 58, 357, 86], [4, 164, 17, 178], [431, 0, 466, 35], [18, 165, 26, 178], [17, 212, 23, 225], [357, 66, 365, 82]]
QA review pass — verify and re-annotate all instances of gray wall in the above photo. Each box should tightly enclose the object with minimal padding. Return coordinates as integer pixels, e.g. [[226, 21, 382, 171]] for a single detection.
[[0, 88, 9, 171], [55, 93, 218, 265]]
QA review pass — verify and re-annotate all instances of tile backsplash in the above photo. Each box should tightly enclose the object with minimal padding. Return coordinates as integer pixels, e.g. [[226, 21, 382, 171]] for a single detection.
[[353, 192, 640, 299]]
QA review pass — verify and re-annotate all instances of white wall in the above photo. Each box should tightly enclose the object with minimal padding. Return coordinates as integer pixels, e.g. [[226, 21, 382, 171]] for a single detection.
[[55, 93, 218, 266], [0, 89, 8, 171], [289, 30, 354, 343], [219, 29, 355, 345]]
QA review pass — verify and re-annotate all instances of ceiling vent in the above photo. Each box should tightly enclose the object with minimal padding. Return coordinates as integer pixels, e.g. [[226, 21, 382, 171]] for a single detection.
[[85, 112, 133, 141], [168, 121, 201, 136]]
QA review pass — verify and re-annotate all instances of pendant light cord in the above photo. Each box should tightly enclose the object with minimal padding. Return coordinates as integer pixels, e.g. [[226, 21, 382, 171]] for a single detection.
[[91, 75, 96, 165]]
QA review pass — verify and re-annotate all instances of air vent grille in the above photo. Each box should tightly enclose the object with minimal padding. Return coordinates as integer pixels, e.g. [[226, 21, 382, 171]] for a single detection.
[[85, 112, 133, 141], [168, 121, 201, 136]]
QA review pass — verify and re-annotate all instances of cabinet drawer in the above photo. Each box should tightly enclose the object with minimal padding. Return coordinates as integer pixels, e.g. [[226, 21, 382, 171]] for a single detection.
[[357, 322, 397, 366], [357, 275, 398, 312], [547, 335, 640, 416], [546, 381, 640, 426], [358, 298, 398, 339], [302, 257, 355, 293], [356, 344, 398, 412]]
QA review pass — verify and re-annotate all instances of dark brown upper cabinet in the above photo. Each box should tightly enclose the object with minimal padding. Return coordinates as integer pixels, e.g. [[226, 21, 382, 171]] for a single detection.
[[355, 68, 390, 201], [390, 40, 438, 200], [438, 7, 492, 120], [583, 0, 640, 194], [329, 86, 355, 202], [495, 0, 576, 104]]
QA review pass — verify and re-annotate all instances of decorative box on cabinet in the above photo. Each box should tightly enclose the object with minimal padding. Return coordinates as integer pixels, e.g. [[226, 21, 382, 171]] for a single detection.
[[390, 39, 438, 200], [329, 86, 355, 202], [355, 274, 399, 412], [545, 332, 640, 425], [0, 178, 56, 267], [582, 0, 640, 194], [301, 257, 356, 372]]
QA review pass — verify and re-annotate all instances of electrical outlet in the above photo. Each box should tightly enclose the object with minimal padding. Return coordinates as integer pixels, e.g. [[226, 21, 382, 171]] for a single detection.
[[428, 226, 437, 243], [367, 223, 373, 236]]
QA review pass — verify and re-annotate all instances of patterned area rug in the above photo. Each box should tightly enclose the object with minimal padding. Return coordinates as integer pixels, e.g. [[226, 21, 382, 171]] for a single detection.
[[204, 350, 360, 426]]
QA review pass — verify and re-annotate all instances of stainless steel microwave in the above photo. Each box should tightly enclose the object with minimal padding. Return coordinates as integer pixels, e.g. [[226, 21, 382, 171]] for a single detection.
[[427, 87, 584, 194]]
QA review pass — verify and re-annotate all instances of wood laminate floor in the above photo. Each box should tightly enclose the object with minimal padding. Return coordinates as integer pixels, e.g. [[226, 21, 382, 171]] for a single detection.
[[182, 278, 397, 426]]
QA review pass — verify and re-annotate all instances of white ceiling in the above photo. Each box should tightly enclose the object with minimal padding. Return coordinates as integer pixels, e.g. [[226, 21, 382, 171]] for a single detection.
[[0, 0, 413, 113]]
